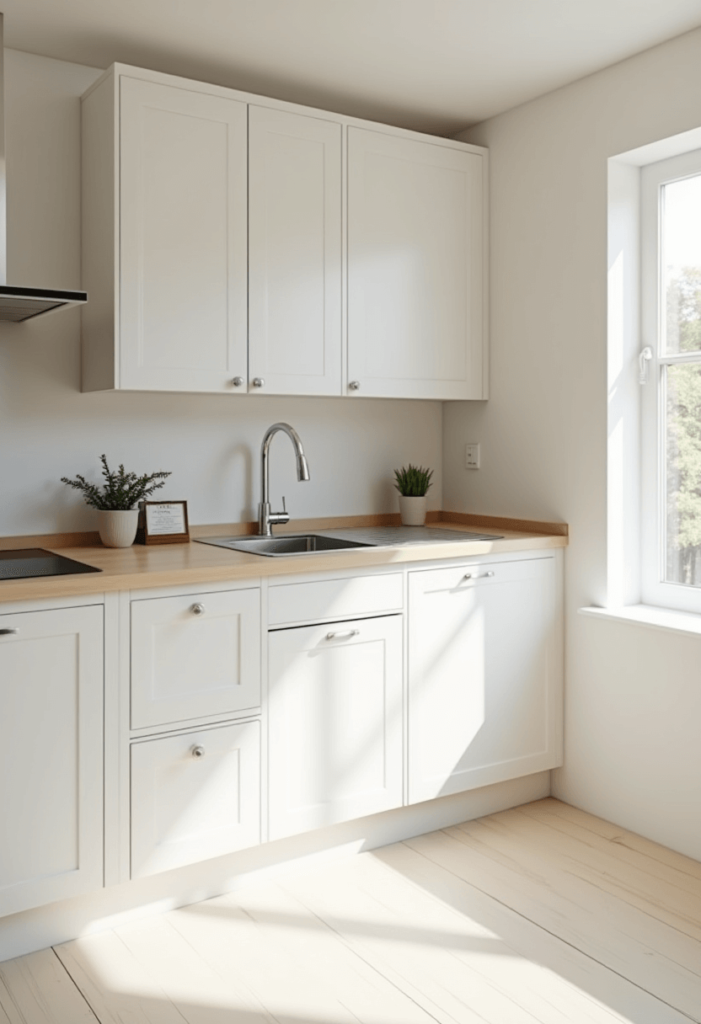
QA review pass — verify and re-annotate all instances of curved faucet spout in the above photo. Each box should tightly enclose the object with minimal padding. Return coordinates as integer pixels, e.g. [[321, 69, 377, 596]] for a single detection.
[[258, 423, 311, 536], [297, 452, 311, 482]]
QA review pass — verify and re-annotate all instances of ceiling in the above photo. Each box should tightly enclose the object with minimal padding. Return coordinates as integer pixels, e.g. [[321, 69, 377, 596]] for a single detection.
[[2, 0, 701, 134]]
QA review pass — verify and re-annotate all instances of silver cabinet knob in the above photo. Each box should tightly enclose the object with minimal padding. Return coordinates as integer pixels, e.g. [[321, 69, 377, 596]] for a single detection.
[[0, 628, 18, 635], [349, 380, 360, 391], [191, 603, 205, 615], [231, 376, 244, 387], [252, 377, 265, 388], [191, 745, 205, 759]]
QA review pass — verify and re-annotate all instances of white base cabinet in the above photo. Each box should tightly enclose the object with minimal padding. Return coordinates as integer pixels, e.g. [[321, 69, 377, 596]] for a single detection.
[[0, 604, 104, 918], [130, 720, 261, 878], [268, 614, 404, 840], [407, 556, 562, 804], [0, 547, 563, 933]]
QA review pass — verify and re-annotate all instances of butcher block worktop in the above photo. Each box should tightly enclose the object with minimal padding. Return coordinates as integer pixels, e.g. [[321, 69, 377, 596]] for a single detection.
[[0, 512, 567, 604]]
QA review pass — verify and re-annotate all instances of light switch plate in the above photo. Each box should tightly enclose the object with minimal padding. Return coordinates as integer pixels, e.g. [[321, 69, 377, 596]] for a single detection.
[[465, 443, 481, 469]]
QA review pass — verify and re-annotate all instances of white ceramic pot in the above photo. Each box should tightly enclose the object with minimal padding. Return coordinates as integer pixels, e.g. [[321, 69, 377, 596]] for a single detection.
[[399, 495, 427, 527], [97, 509, 139, 548]]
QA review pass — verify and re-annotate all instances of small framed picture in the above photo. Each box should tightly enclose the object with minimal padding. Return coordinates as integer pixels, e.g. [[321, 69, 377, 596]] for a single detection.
[[137, 500, 190, 545]]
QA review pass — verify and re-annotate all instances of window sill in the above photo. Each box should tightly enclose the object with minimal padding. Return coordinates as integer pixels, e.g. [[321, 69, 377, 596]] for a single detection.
[[579, 604, 701, 638]]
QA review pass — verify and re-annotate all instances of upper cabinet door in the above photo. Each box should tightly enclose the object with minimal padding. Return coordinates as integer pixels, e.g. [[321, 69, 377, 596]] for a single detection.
[[347, 128, 486, 400], [248, 106, 342, 396], [119, 78, 248, 392]]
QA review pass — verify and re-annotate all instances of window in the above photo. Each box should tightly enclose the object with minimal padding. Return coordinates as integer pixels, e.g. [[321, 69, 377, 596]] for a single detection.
[[641, 149, 701, 612]]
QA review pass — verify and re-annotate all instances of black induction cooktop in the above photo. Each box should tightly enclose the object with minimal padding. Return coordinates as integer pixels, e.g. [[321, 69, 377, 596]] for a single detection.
[[0, 548, 102, 581]]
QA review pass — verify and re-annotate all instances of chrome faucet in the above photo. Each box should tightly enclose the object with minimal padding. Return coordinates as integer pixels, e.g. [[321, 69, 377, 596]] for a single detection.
[[258, 423, 310, 536]]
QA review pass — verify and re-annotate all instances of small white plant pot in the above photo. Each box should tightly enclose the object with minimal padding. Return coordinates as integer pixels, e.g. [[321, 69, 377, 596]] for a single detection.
[[97, 509, 139, 548], [399, 495, 427, 527]]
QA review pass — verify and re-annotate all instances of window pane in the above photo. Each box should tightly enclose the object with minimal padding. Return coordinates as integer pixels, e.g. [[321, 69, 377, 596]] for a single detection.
[[665, 363, 701, 584], [662, 174, 701, 354]]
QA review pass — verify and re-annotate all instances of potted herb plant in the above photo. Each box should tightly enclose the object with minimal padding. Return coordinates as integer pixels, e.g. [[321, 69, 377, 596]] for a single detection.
[[394, 464, 433, 526], [61, 455, 171, 548]]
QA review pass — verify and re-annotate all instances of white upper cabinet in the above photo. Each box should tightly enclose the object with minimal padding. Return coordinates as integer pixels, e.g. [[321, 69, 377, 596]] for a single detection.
[[347, 128, 486, 400], [248, 106, 342, 396], [81, 65, 487, 400], [119, 79, 248, 391], [82, 73, 248, 393]]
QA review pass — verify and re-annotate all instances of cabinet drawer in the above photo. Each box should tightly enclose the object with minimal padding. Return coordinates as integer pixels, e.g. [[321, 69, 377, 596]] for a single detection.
[[268, 573, 403, 626], [130, 720, 260, 878], [131, 588, 261, 730]]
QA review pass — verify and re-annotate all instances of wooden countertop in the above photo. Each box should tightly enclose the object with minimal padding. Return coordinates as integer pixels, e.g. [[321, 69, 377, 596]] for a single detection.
[[0, 514, 567, 604]]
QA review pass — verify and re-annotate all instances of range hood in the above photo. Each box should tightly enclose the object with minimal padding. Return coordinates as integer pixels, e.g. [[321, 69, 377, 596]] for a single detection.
[[0, 12, 87, 322]]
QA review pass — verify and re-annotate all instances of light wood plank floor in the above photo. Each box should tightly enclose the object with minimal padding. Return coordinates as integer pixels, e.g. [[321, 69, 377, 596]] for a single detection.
[[2, 798, 700, 1023]]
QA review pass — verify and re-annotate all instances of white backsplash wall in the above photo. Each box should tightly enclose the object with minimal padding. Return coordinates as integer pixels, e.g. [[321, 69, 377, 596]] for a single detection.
[[0, 49, 442, 537]]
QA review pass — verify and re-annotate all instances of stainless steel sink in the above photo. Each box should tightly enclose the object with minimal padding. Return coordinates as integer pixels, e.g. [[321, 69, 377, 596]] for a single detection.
[[196, 534, 376, 557]]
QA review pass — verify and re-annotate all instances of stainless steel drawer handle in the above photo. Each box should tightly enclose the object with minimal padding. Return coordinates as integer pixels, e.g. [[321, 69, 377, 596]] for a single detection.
[[191, 603, 205, 615], [191, 745, 205, 759], [349, 380, 360, 391], [0, 628, 18, 635], [326, 629, 360, 641], [252, 377, 265, 388], [483, 571, 495, 577], [231, 376, 244, 387], [462, 571, 495, 581]]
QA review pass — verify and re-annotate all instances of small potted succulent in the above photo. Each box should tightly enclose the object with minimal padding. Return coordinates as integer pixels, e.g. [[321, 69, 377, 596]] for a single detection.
[[61, 455, 171, 548], [394, 464, 433, 526]]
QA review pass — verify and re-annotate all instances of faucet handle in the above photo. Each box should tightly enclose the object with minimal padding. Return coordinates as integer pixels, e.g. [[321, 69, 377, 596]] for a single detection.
[[282, 496, 287, 515]]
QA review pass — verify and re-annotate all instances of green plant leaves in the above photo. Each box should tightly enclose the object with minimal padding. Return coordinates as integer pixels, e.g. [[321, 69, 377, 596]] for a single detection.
[[393, 464, 433, 496], [61, 454, 171, 511]]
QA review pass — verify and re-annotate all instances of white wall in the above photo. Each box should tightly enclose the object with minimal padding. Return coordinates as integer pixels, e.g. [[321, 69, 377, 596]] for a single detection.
[[0, 50, 443, 537], [447, 28, 701, 858]]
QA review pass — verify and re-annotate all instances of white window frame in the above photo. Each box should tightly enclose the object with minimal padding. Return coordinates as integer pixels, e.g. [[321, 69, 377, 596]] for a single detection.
[[641, 148, 701, 613]]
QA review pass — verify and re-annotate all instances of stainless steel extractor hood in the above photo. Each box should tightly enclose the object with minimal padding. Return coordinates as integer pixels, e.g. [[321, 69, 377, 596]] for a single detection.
[[0, 12, 87, 322]]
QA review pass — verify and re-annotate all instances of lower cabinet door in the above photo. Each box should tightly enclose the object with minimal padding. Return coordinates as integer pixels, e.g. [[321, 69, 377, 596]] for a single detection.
[[0, 605, 104, 918], [130, 720, 260, 878], [268, 615, 403, 840], [408, 556, 562, 804]]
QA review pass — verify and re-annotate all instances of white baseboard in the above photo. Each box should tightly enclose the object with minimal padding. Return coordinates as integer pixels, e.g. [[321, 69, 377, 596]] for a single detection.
[[0, 770, 549, 963]]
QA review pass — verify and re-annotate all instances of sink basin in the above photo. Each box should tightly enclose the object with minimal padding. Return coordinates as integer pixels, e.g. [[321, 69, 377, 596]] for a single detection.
[[196, 534, 376, 557]]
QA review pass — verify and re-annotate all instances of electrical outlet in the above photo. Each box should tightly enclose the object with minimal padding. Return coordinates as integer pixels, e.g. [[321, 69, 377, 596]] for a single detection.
[[465, 443, 481, 469]]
